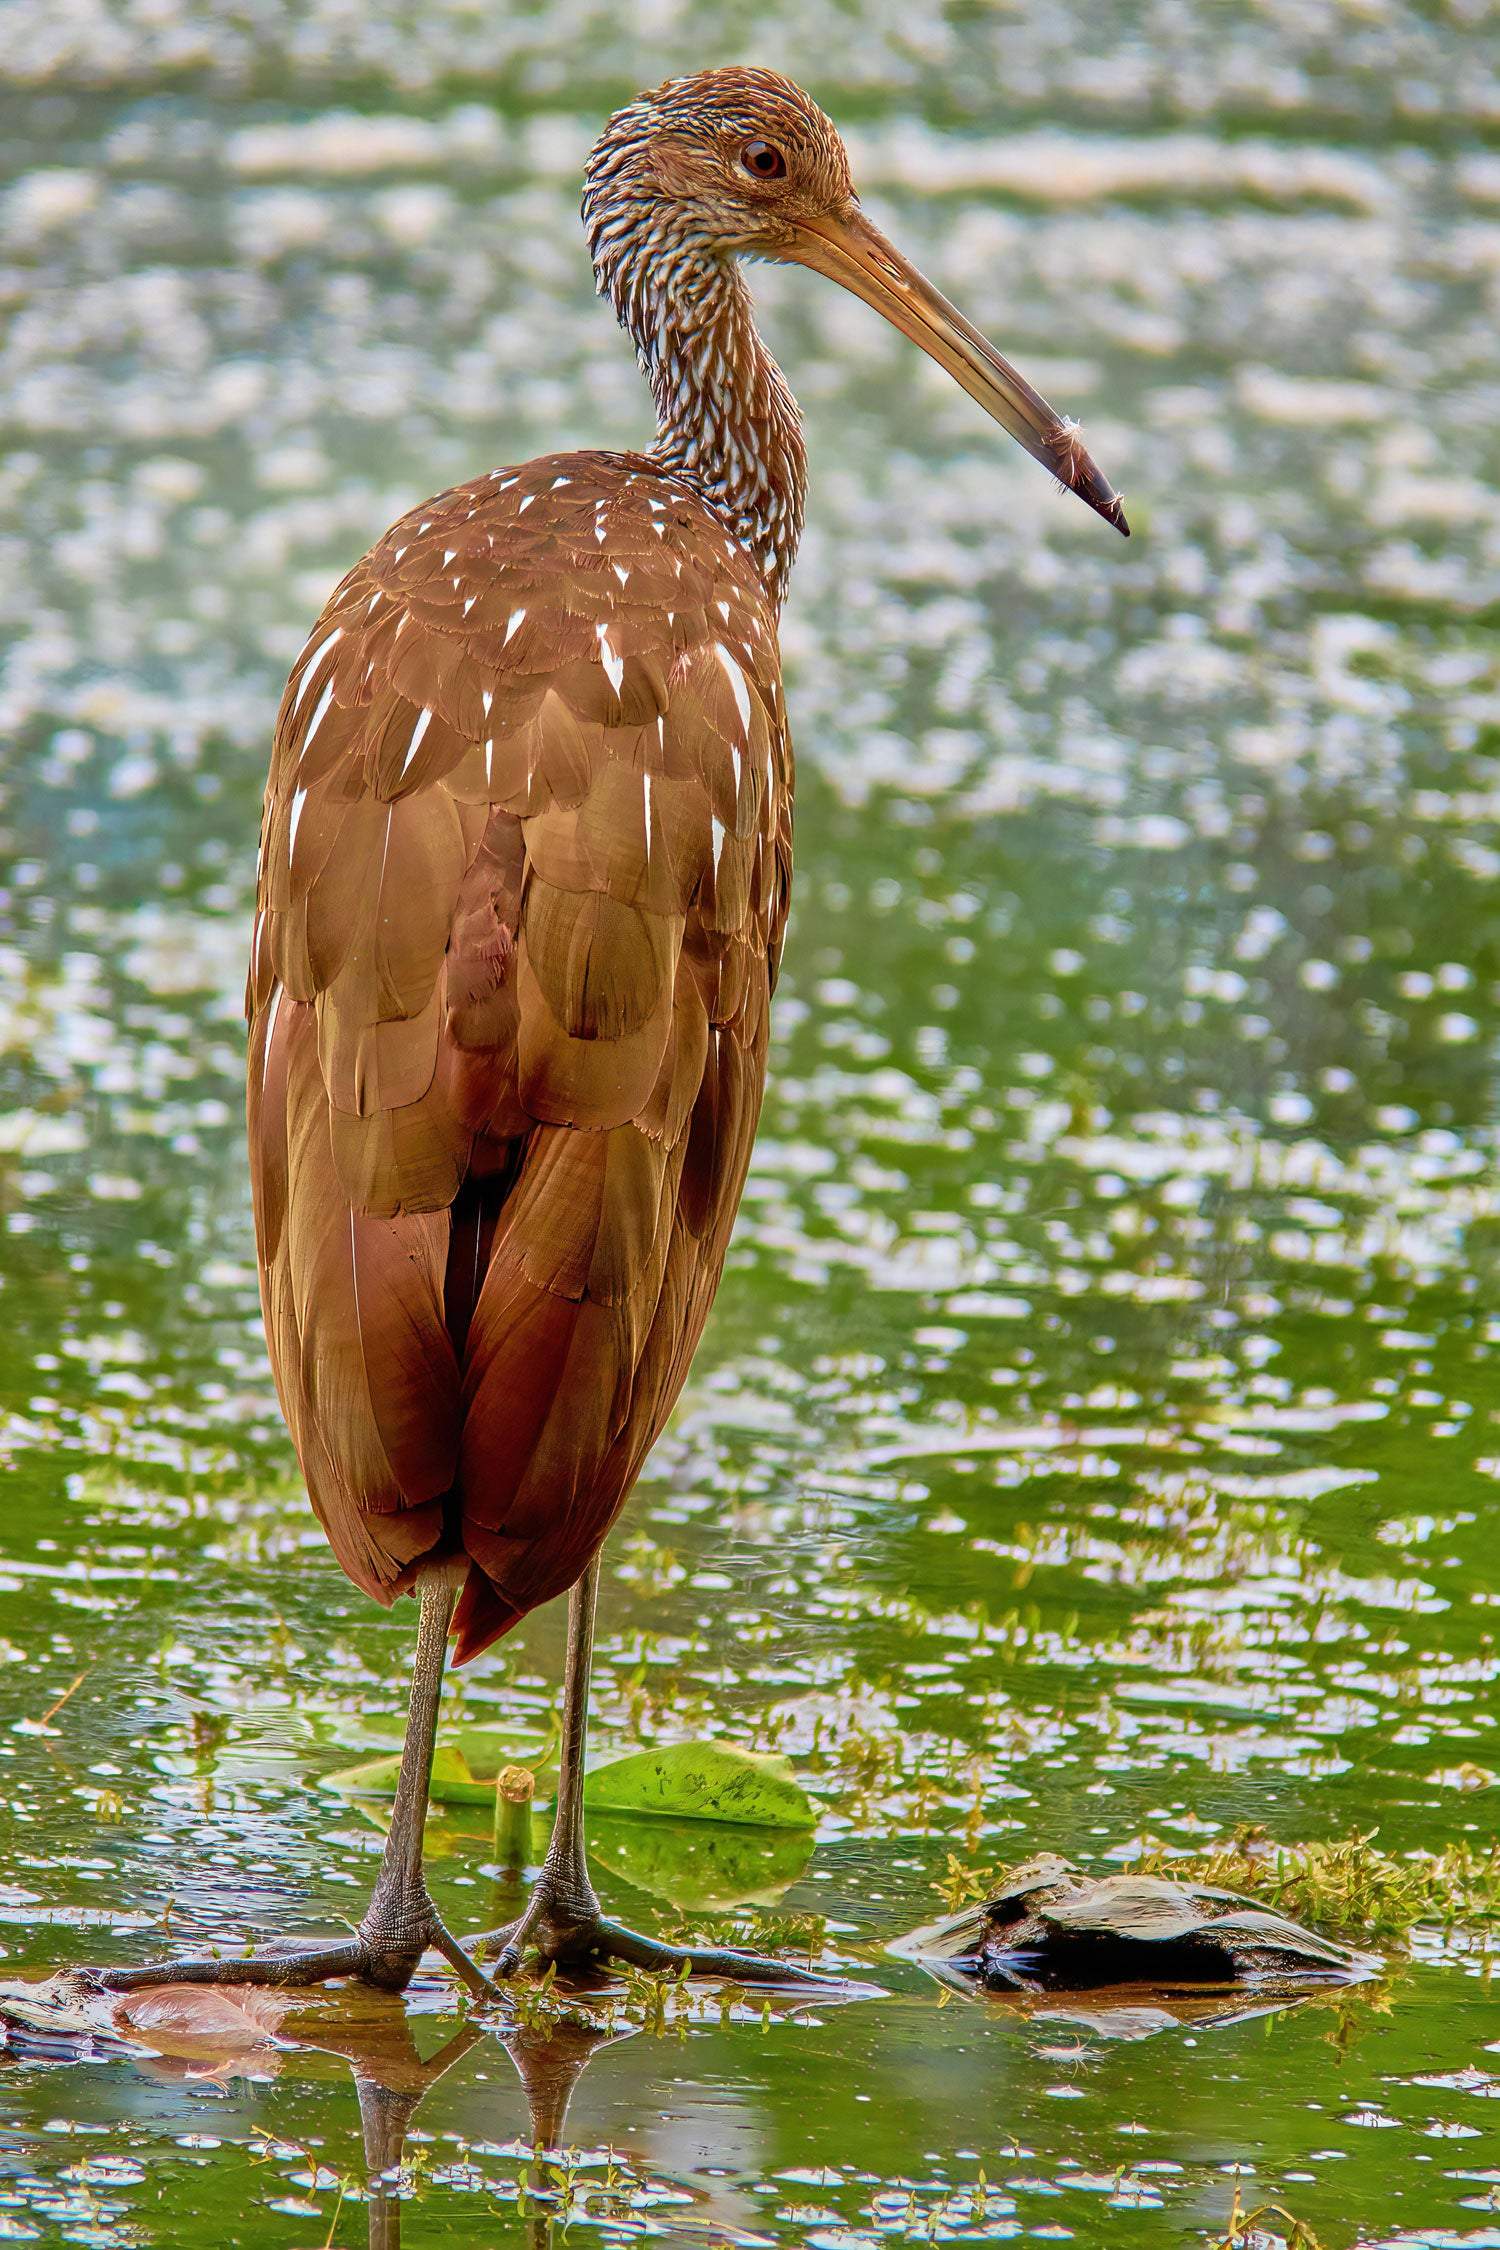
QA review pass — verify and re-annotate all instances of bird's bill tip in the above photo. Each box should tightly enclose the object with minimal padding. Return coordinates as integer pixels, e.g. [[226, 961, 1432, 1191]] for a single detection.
[[782, 207, 1130, 538]]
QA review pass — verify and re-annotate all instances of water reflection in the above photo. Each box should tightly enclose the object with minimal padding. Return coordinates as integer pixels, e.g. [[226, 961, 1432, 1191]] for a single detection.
[[338, 2005, 632, 2250], [0, 1948, 1437, 2243], [107, 1990, 493, 2250], [900, 1966, 1377, 2043], [2, 1971, 850, 2247]]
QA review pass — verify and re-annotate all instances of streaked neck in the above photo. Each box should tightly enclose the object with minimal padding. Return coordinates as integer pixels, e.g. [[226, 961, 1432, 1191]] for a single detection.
[[601, 242, 806, 599]]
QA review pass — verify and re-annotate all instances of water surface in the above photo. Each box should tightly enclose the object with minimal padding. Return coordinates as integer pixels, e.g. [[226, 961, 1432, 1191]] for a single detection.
[[2, 3, 1499, 2243]]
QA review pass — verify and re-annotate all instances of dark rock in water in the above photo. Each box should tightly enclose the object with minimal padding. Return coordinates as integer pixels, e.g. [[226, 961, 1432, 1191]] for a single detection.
[[893, 1853, 1381, 1996]]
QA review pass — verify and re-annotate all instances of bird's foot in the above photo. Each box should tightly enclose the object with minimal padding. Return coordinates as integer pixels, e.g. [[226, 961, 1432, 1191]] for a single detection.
[[544, 1913, 848, 1989], [472, 1862, 845, 1990], [76, 1882, 499, 2005]]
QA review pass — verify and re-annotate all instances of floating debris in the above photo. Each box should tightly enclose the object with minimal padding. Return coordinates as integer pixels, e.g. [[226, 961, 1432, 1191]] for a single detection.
[[894, 1853, 1381, 1996]]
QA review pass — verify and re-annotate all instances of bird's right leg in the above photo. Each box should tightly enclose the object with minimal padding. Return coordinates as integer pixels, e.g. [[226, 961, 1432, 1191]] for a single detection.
[[481, 1555, 604, 1973], [475, 1557, 838, 1988], [78, 1567, 496, 2003]]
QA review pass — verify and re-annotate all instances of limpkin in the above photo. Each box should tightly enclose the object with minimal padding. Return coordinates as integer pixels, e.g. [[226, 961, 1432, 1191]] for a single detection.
[[86, 66, 1125, 2002]]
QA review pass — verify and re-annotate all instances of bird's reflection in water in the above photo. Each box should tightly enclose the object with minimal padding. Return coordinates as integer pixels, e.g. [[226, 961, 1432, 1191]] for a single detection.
[[142, 1981, 633, 2249], [0, 1965, 768, 2248], [298, 1997, 492, 2250], [342, 2000, 624, 2250]]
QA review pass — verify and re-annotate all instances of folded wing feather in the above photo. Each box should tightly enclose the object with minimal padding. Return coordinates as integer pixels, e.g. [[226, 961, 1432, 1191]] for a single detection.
[[246, 452, 793, 1656]]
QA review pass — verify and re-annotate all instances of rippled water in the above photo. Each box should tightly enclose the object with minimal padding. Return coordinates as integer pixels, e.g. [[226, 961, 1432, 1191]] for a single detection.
[[3, 3, 1499, 2244]]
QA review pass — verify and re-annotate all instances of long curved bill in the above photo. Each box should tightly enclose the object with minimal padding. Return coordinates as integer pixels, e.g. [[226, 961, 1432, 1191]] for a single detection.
[[784, 206, 1129, 537]]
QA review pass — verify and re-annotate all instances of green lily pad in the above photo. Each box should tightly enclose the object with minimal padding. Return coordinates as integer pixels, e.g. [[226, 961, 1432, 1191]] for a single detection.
[[583, 1742, 815, 1830], [450, 1726, 557, 1787], [321, 1733, 554, 1805], [322, 1743, 479, 1803]]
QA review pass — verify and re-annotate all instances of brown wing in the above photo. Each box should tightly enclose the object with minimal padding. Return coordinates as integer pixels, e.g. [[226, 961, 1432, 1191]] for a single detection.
[[245, 451, 794, 1660]]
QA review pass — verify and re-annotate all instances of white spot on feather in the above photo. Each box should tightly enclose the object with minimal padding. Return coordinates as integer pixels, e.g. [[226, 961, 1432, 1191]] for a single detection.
[[503, 608, 527, 645], [711, 815, 726, 871], [288, 785, 309, 858], [597, 625, 624, 695], [714, 644, 752, 732], [301, 678, 336, 755], [261, 986, 282, 1089], [292, 627, 341, 712], [481, 688, 494, 716], [643, 773, 653, 857], [517, 494, 535, 514], [399, 706, 433, 776]]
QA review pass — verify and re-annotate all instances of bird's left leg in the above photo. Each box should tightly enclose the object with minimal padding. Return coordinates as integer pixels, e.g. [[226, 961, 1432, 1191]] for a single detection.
[[474, 1557, 839, 1989], [79, 1566, 496, 2003]]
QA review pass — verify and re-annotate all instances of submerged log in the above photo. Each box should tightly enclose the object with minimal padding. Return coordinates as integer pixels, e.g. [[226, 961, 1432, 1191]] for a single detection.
[[894, 1853, 1381, 1996]]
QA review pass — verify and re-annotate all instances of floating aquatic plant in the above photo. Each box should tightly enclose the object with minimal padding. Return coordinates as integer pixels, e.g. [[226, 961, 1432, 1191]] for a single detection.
[[1127, 1827, 1500, 1945], [940, 1827, 1500, 1946]]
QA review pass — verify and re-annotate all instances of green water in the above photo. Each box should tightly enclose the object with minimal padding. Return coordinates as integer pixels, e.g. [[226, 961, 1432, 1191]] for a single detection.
[[2, 3, 1499, 2242]]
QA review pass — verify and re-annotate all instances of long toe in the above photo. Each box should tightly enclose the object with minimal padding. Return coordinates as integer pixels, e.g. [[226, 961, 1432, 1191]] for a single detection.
[[574, 1917, 855, 1989], [423, 1916, 503, 2004], [78, 1916, 499, 2005], [81, 1940, 369, 1995]]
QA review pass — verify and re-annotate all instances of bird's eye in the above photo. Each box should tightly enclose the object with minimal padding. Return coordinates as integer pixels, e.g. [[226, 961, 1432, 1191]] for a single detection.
[[740, 140, 788, 182]]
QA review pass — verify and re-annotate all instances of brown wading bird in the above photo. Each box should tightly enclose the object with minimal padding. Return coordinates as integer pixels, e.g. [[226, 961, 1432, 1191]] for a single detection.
[[85, 67, 1125, 2002]]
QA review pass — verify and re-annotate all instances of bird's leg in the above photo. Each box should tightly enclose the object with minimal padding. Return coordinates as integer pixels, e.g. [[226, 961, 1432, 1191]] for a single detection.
[[475, 1558, 838, 1989], [354, 1565, 490, 1995], [80, 1567, 496, 2003], [484, 1555, 603, 1973]]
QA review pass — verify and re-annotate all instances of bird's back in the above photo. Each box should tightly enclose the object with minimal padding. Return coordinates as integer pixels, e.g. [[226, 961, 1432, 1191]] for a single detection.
[[246, 451, 793, 1658]]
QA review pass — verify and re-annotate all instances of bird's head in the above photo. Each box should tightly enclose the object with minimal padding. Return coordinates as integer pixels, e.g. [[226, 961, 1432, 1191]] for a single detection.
[[585, 66, 1127, 536]]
